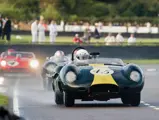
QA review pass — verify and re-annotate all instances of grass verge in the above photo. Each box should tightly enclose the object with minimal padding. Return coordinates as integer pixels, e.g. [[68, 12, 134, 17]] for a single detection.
[[0, 35, 159, 46]]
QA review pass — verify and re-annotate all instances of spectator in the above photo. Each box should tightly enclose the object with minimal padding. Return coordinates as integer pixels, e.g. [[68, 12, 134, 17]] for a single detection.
[[98, 21, 103, 29], [116, 33, 125, 45], [2, 17, 12, 43], [104, 33, 116, 46], [38, 20, 46, 43], [104, 33, 111, 45], [94, 25, 100, 43], [49, 20, 58, 44], [128, 33, 136, 45], [146, 22, 151, 33], [82, 27, 91, 44], [0, 16, 2, 39], [73, 34, 82, 44], [60, 20, 64, 26], [43, 20, 48, 30], [31, 18, 39, 43]]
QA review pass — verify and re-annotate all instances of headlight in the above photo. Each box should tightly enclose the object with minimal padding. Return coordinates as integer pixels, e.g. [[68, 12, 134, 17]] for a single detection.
[[0, 60, 6, 67], [30, 60, 39, 68], [65, 71, 77, 83], [130, 71, 140, 82], [0, 77, 4, 85]]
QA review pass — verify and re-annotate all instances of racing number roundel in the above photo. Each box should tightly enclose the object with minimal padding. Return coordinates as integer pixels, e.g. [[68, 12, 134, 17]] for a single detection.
[[90, 67, 114, 75]]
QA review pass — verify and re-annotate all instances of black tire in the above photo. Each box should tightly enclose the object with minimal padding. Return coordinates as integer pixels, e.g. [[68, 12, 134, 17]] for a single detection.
[[52, 80, 55, 91], [63, 91, 75, 107], [55, 91, 64, 105], [43, 77, 53, 91], [121, 94, 131, 105], [43, 78, 47, 90], [47, 78, 53, 90], [130, 93, 141, 106]]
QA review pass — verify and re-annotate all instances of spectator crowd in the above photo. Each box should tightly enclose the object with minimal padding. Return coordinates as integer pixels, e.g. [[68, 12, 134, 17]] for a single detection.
[[31, 17, 58, 44], [72, 31, 136, 46], [0, 15, 151, 45], [30, 17, 137, 45]]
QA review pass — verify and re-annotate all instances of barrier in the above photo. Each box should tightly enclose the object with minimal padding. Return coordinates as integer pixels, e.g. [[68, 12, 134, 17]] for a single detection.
[[0, 45, 159, 60]]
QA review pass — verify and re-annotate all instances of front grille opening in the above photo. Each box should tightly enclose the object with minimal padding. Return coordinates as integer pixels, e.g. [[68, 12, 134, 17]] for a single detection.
[[90, 84, 119, 93]]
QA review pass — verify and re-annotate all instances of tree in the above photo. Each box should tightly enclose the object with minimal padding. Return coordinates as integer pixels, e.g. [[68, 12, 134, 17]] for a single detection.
[[41, 4, 60, 20], [0, 0, 40, 20], [90, 2, 109, 17], [0, 3, 21, 19]]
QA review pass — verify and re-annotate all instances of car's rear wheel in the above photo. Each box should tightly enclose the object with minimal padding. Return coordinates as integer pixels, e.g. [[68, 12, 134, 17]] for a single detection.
[[130, 93, 141, 106], [63, 91, 75, 107]]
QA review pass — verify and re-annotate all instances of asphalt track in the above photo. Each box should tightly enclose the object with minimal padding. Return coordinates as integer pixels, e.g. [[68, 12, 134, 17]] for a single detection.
[[0, 65, 159, 120]]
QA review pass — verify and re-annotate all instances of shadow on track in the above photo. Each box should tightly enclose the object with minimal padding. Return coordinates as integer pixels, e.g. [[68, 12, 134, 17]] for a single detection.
[[52, 103, 146, 108]]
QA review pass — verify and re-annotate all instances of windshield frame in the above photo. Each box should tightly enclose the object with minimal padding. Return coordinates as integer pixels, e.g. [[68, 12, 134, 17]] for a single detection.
[[9, 52, 35, 58]]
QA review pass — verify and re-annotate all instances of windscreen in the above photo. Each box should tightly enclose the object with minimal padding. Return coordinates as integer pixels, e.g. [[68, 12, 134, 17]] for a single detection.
[[75, 58, 124, 66], [10, 52, 34, 58]]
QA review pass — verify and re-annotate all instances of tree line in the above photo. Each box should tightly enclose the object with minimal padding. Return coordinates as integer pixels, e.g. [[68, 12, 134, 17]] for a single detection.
[[0, 0, 158, 24]]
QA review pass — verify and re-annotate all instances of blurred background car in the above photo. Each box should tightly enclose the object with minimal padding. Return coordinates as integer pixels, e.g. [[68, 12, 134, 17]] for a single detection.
[[0, 50, 39, 78]]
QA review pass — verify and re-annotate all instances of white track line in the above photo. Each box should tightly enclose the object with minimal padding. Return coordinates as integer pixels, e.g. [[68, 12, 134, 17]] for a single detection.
[[142, 100, 159, 111], [154, 108, 159, 110], [13, 79, 20, 116], [146, 69, 157, 72]]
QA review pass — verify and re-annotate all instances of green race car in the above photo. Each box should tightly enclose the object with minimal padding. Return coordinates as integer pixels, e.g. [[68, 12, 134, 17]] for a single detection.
[[52, 47, 145, 107]]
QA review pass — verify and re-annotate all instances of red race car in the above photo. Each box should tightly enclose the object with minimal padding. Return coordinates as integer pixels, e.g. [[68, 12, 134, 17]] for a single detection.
[[0, 49, 39, 77]]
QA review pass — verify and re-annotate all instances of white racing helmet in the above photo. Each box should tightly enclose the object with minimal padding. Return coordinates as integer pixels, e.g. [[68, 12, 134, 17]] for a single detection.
[[51, 50, 65, 62], [74, 49, 89, 62]]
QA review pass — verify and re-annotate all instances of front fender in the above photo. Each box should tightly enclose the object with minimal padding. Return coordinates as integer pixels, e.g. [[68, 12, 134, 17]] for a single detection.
[[59, 64, 78, 84], [41, 61, 57, 77], [121, 64, 144, 86]]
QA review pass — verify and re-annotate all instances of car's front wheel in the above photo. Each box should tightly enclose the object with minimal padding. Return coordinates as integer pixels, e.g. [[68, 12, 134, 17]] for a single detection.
[[55, 90, 63, 105], [43, 77, 53, 91], [130, 93, 141, 106], [121, 93, 141, 106], [121, 94, 130, 105], [63, 91, 75, 107]]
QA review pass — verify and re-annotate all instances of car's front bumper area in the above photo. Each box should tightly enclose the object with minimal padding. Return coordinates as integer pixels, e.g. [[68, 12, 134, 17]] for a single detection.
[[62, 83, 144, 100], [0, 68, 37, 77]]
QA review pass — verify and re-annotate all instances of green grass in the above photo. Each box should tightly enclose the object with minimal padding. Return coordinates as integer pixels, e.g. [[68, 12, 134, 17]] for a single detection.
[[0, 35, 159, 46], [123, 59, 159, 64]]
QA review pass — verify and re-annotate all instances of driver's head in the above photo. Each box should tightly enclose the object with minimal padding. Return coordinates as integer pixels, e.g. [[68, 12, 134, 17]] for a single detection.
[[75, 49, 89, 61], [53, 50, 65, 61], [7, 49, 15, 55]]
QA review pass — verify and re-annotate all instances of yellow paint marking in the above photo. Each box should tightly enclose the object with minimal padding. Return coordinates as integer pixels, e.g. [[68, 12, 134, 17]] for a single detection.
[[91, 74, 118, 86], [89, 64, 118, 86]]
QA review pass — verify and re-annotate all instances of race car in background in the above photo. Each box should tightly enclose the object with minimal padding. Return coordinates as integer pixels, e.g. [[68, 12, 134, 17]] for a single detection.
[[41, 50, 69, 90], [51, 47, 145, 107], [0, 49, 39, 77]]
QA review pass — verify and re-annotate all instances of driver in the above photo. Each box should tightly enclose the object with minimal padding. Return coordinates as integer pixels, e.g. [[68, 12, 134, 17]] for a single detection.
[[7, 49, 15, 55], [50, 50, 65, 62], [2, 49, 15, 58], [74, 49, 90, 63]]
